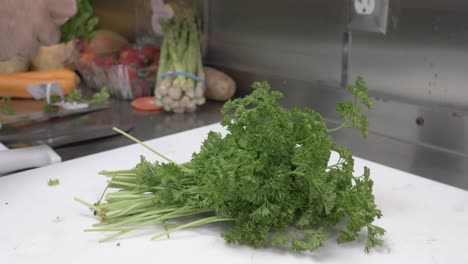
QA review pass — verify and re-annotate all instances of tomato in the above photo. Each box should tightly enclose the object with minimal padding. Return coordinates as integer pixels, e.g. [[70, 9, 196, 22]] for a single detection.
[[100, 57, 116, 69], [131, 97, 163, 112], [92, 56, 103, 66], [119, 49, 136, 62], [136, 46, 160, 67], [119, 49, 144, 68], [77, 53, 97, 72], [127, 66, 137, 82]]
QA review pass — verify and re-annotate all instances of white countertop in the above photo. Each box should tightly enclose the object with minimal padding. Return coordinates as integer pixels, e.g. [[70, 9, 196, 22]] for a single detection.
[[1, 124, 467, 264]]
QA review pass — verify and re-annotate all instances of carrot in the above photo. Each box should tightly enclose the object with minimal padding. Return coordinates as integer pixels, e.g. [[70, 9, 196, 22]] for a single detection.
[[0, 69, 77, 98]]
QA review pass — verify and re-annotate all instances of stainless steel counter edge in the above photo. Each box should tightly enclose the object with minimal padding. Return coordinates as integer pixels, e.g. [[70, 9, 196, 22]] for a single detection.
[[52, 99, 224, 161]]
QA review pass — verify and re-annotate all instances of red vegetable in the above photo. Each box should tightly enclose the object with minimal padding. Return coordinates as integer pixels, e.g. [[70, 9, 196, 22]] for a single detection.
[[77, 53, 98, 72], [131, 96, 163, 112], [119, 48, 143, 68], [127, 67, 137, 82], [99, 57, 116, 69]]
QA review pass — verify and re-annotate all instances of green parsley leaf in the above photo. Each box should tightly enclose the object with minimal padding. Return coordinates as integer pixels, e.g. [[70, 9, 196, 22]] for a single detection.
[[329, 76, 372, 138], [43, 96, 61, 114], [48, 179, 60, 186], [65, 89, 85, 103], [88, 88, 110, 105], [60, 0, 99, 43], [0, 97, 15, 115]]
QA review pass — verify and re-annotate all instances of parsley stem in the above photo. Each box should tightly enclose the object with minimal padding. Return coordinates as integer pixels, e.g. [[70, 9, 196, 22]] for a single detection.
[[327, 121, 349, 133], [93, 208, 180, 228], [105, 194, 153, 200], [100, 170, 135, 177], [113, 127, 177, 164], [95, 208, 214, 242], [75, 197, 99, 210], [97, 219, 164, 242], [107, 180, 162, 190], [151, 216, 234, 240], [107, 201, 155, 217]]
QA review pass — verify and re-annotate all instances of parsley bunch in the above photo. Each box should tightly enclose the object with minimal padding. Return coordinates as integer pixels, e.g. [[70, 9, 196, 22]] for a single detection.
[[76, 77, 384, 253]]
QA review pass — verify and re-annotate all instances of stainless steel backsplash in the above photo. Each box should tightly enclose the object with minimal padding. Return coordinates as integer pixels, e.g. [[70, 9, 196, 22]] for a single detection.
[[205, 0, 468, 110]]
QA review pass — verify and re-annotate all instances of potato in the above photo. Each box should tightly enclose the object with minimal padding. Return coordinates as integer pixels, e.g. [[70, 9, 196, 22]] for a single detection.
[[0, 56, 29, 73], [203, 66, 236, 101], [31, 41, 76, 71]]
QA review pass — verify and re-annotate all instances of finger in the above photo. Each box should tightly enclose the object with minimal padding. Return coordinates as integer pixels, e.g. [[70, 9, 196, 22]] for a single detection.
[[17, 39, 41, 59], [37, 17, 61, 46], [53, 17, 70, 26], [0, 46, 17, 61], [4, 24, 40, 59], [48, 0, 77, 21]]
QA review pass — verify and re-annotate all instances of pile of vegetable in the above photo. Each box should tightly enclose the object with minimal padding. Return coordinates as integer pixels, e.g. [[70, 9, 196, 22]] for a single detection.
[[43, 88, 110, 114], [76, 42, 160, 99], [32, 0, 99, 71], [154, 11, 205, 113], [77, 77, 385, 254], [77, 43, 160, 76]]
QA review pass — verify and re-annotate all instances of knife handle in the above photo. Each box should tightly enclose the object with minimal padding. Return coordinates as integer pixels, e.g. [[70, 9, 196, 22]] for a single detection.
[[0, 145, 61, 175]]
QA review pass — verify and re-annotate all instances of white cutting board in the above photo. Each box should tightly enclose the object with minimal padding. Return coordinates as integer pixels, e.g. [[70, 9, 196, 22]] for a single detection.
[[1, 123, 467, 264]]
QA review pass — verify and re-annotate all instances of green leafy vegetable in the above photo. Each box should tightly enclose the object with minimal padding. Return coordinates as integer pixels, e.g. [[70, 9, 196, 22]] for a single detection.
[[60, 0, 99, 43], [44, 88, 109, 114], [65, 88, 110, 105], [65, 89, 85, 103], [76, 77, 384, 254], [43, 96, 61, 114], [328, 77, 372, 138], [88, 88, 110, 105], [0, 97, 15, 115], [48, 179, 60, 186]]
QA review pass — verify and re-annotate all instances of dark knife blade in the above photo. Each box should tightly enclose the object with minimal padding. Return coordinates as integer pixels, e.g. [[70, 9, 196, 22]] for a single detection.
[[0, 104, 110, 130], [2, 123, 134, 149]]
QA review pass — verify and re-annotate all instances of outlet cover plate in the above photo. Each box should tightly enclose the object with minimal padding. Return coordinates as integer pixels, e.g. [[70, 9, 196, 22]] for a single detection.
[[349, 0, 389, 34]]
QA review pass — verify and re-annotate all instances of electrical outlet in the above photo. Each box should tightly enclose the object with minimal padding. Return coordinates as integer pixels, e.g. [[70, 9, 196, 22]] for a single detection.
[[349, 0, 389, 34], [354, 0, 376, 15]]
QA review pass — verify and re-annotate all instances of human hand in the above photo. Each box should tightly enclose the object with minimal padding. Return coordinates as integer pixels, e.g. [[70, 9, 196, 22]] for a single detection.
[[0, 0, 77, 60]]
